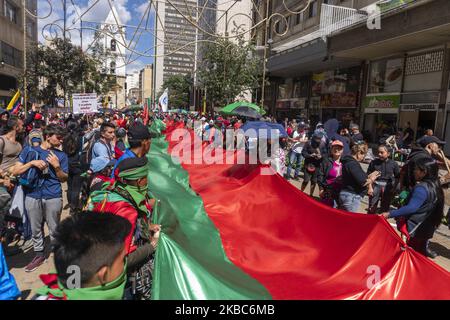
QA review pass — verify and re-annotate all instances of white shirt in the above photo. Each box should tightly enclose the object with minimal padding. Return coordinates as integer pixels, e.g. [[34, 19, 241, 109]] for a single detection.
[[291, 131, 307, 153]]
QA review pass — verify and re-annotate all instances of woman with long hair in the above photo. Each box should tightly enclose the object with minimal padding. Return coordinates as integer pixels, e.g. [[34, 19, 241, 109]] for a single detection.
[[382, 157, 444, 256], [62, 121, 83, 215], [339, 142, 380, 213]]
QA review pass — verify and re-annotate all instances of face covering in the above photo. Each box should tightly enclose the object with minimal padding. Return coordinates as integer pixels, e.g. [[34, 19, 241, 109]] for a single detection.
[[37, 262, 127, 300]]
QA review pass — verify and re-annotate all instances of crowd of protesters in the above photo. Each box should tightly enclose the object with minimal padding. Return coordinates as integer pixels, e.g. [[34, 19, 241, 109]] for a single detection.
[[0, 105, 449, 300]]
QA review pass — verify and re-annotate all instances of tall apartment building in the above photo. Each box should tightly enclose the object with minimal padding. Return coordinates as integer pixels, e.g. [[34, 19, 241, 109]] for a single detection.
[[155, 0, 254, 96], [139, 64, 153, 104], [0, 0, 38, 108], [126, 70, 140, 94], [155, 0, 198, 95]]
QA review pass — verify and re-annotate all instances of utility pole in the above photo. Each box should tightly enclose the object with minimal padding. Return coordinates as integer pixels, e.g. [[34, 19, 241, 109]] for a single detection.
[[261, 0, 271, 114], [63, 0, 67, 112], [22, 0, 27, 114], [152, 1, 159, 109]]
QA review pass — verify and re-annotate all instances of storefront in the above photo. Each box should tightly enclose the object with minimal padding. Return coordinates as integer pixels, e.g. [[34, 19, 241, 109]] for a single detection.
[[363, 95, 400, 143], [275, 76, 309, 120], [399, 103, 439, 139], [398, 49, 444, 139], [311, 66, 361, 124]]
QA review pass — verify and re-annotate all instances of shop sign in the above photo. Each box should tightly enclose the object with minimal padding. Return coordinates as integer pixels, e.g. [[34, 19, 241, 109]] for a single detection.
[[400, 104, 438, 111], [291, 99, 306, 109], [363, 95, 400, 109], [321, 92, 357, 108], [312, 67, 360, 97], [276, 100, 290, 109], [378, 0, 415, 13], [369, 58, 403, 94]]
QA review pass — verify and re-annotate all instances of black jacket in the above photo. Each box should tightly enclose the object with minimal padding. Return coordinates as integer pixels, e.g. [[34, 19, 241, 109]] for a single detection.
[[407, 182, 441, 239], [341, 155, 368, 196], [317, 156, 341, 189], [367, 158, 400, 184], [302, 141, 327, 167]]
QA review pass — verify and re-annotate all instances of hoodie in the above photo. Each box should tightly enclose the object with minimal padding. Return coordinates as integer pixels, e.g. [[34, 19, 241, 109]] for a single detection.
[[341, 155, 368, 196], [323, 119, 350, 156]]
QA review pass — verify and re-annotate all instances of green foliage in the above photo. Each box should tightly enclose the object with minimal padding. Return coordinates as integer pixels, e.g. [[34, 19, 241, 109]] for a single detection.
[[198, 34, 263, 108], [158, 74, 192, 109], [21, 38, 115, 106]]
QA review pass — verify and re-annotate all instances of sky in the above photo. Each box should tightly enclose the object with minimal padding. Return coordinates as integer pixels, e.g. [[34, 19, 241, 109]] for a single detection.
[[37, 0, 156, 74]]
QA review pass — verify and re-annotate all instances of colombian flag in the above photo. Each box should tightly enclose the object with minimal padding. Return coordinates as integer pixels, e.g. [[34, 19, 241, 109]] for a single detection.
[[6, 91, 21, 114]]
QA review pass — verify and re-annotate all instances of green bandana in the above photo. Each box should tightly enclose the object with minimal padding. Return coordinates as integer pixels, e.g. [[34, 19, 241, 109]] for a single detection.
[[36, 264, 127, 300], [118, 164, 149, 180]]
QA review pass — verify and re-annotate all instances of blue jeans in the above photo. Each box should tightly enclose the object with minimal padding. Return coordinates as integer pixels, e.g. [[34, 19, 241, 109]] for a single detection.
[[287, 152, 302, 178], [339, 191, 362, 213]]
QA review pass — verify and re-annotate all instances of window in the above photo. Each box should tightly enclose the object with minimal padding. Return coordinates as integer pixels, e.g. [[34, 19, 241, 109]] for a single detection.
[[110, 39, 116, 52], [295, 12, 303, 25], [308, 0, 318, 19], [26, 0, 36, 13], [110, 61, 116, 74], [1, 41, 22, 68], [4, 1, 18, 24], [26, 18, 36, 39]]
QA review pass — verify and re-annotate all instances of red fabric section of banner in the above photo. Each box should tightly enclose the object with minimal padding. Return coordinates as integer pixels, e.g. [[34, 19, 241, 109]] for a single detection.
[[164, 123, 450, 299]]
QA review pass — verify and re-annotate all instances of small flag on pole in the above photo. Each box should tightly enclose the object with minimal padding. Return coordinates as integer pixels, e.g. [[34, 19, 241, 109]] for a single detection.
[[11, 97, 23, 114], [143, 98, 149, 125], [158, 88, 169, 112], [6, 90, 20, 111]]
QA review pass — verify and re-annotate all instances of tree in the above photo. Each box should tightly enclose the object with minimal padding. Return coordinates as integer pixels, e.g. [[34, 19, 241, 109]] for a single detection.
[[198, 34, 262, 109], [22, 38, 115, 107], [158, 74, 192, 109]]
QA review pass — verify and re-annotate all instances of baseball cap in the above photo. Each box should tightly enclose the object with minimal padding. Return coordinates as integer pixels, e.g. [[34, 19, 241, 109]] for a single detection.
[[128, 122, 151, 141], [331, 140, 344, 148], [200, 117, 206, 121], [419, 136, 445, 148]]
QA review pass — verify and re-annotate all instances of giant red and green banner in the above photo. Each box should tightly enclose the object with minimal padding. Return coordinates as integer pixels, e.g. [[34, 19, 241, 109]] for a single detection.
[[148, 119, 450, 299]]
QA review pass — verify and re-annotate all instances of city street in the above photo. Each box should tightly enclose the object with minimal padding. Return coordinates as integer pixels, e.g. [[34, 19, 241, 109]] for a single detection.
[[6, 177, 450, 300]]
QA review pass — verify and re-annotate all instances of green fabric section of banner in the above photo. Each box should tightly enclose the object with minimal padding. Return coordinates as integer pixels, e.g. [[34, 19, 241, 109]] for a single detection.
[[148, 121, 271, 300]]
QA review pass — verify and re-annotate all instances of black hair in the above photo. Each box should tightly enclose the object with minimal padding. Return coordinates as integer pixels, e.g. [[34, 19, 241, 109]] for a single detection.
[[43, 124, 66, 139], [53, 211, 131, 288], [3, 115, 21, 134], [128, 139, 143, 148], [378, 144, 392, 155], [100, 122, 115, 133], [63, 121, 81, 156], [415, 158, 444, 229], [33, 120, 46, 129]]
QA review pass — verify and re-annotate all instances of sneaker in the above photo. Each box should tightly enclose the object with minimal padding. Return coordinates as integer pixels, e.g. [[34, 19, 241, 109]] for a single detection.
[[25, 255, 46, 272], [20, 239, 34, 251], [426, 248, 438, 259]]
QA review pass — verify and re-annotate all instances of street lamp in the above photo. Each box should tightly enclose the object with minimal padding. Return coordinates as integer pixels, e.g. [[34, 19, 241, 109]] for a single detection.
[[0, 60, 5, 68]]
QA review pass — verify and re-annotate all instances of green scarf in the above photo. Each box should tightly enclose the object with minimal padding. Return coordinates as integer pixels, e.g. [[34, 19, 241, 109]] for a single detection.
[[117, 164, 149, 181], [36, 266, 127, 300]]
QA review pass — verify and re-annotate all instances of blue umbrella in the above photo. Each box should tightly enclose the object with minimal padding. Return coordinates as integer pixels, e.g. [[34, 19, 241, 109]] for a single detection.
[[240, 121, 288, 139]]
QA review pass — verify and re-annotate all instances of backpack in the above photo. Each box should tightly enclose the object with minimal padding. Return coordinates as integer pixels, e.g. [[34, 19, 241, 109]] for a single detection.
[[80, 130, 102, 171], [18, 146, 43, 190]]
